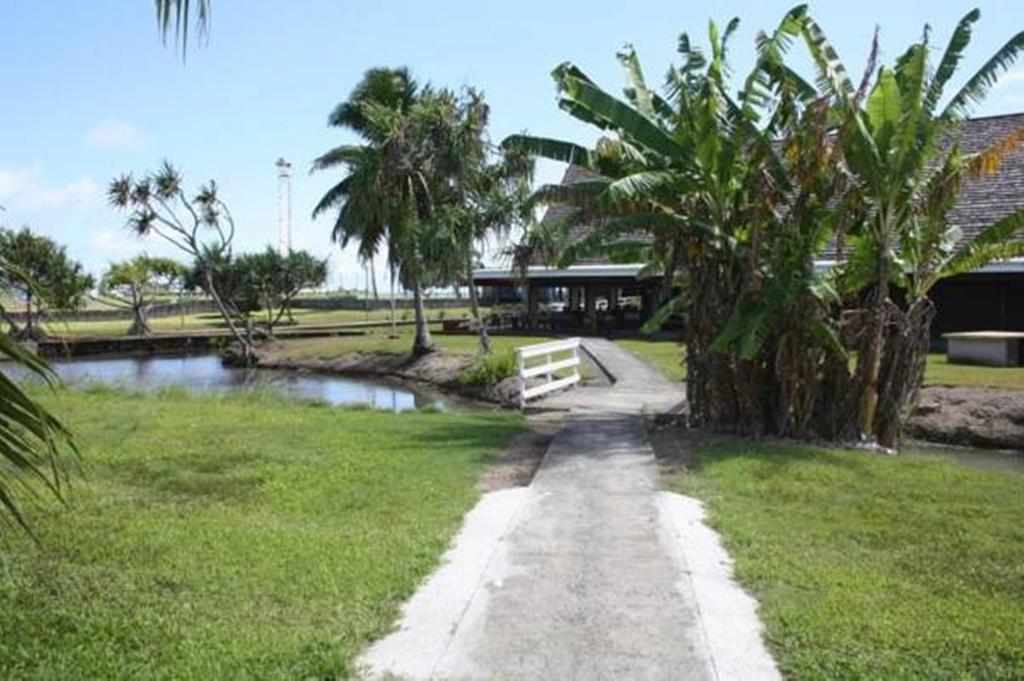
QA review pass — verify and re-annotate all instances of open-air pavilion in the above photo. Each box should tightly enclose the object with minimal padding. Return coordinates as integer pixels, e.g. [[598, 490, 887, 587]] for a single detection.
[[472, 263, 663, 333]]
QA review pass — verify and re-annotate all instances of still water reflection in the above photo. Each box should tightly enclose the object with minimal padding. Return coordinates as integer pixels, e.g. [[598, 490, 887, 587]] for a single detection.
[[7, 353, 446, 412]]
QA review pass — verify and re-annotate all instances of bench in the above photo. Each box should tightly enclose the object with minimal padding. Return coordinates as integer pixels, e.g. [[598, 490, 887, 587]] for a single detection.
[[944, 331, 1024, 367]]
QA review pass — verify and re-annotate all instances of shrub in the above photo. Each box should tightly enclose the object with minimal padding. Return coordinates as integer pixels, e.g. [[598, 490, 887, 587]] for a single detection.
[[460, 350, 517, 387]]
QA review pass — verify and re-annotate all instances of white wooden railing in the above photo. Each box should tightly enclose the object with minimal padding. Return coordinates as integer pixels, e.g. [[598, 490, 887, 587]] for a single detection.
[[516, 338, 582, 409]]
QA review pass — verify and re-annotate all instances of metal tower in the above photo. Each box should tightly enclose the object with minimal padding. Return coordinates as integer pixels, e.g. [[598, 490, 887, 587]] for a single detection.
[[276, 157, 292, 255]]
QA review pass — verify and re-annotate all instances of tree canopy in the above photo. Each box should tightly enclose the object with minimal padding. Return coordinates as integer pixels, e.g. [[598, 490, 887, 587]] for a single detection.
[[0, 226, 94, 340]]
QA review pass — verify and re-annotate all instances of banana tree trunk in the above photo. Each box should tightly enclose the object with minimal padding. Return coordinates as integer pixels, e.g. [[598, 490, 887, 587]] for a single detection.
[[856, 257, 891, 441]]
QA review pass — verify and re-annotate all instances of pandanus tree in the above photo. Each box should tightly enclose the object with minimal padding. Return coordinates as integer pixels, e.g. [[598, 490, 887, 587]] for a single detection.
[[108, 162, 257, 361], [505, 6, 1024, 447], [229, 248, 328, 335], [98, 255, 187, 336]]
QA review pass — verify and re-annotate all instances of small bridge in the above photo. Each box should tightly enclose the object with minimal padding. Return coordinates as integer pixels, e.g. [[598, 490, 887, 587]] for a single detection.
[[515, 338, 582, 409]]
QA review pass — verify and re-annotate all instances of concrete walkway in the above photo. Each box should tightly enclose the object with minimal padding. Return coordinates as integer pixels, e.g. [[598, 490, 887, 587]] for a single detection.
[[533, 337, 686, 415], [359, 339, 778, 680]]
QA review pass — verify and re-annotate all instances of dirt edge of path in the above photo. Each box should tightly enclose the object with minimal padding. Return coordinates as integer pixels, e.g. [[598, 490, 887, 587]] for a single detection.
[[479, 412, 563, 492]]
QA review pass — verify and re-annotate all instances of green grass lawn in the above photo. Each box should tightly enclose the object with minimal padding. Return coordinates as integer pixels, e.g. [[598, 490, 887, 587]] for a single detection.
[[616, 339, 1023, 390], [676, 438, 1024, 679], [0, 386, 524, 679], [273, 326, 555, 361], [925, 353, 1024, 390], [614, 337, 686, 381], [33, 306, 475, 338]]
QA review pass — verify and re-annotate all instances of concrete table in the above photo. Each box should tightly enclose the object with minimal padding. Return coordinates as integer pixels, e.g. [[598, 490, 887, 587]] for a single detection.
[[944, 331, 1024, 367]]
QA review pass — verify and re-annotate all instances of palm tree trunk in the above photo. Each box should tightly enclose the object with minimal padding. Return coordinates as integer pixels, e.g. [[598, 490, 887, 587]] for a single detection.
[[410, 271, 435, 356], [389, 266, 398, 339], [466, 254, 491, 355]]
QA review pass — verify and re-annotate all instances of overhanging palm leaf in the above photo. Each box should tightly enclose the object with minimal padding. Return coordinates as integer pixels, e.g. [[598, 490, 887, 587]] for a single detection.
[[0, 321, 75, 533], [154, 0, 211, 58]]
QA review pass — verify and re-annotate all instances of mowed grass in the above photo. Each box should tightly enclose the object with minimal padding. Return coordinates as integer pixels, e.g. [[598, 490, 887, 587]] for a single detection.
[[676, 438, 1024, 679], [274, 326, 556, 362], [32, 306, 475, 338], [614, 337, 686, 381], [0, 386, 525, 679], [617, 339, 1024, 390], [925, 353, 1024, 390]]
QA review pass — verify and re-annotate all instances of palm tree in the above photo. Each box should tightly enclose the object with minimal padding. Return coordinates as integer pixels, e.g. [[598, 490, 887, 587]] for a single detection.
[[429, 89, 535, 354], [313, 68, 438, 356], [154, 0, 211, 58]]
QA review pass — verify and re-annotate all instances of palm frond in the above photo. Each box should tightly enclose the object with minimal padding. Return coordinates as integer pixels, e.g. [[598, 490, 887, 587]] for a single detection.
[[155, 0, 210, 59], [0, 329, 76, 533]]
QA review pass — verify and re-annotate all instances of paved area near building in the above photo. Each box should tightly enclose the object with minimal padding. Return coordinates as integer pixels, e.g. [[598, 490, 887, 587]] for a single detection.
[[359, 339, 778, 680]]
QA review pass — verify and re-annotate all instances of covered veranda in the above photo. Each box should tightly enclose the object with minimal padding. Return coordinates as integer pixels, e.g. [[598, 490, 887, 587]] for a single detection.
[[472, 264, 663, 333]]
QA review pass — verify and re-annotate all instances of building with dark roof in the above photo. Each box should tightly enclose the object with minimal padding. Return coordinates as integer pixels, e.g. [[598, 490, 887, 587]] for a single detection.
[[474, 113, 1024, 336]]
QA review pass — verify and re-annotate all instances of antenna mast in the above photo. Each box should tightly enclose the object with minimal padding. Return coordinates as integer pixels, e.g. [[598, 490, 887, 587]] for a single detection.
[[275, 157, 292, 255]]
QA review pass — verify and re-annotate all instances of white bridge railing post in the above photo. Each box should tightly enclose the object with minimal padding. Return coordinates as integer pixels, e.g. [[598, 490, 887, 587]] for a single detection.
[[515, 337, 582, 409]]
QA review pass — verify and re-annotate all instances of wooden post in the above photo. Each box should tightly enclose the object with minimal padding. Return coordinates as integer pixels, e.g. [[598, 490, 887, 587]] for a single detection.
[[527, 284, 540, 330], [517, 349, 526, 409], [584, 285, 597, 332]]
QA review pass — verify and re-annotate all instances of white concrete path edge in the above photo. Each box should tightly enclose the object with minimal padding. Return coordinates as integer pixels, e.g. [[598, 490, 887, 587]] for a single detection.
[[359, 484, 781, 680], [657, 491, 781, 680]]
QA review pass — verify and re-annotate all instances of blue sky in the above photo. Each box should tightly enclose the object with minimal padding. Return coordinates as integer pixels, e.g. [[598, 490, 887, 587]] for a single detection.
[[3, 1, 1024, 289]]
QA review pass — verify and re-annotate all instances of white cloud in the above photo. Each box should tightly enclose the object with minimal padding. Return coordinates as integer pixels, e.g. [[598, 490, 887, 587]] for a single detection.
[[84, 118, 147, 151], [0, 165, 99, 211], [89, 228, 139, 257]]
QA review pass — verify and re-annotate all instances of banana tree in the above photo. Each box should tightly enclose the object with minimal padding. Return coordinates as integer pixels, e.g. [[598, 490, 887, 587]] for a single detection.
[[505, 6, 1024, 446], [800, 8, 1024, 444]]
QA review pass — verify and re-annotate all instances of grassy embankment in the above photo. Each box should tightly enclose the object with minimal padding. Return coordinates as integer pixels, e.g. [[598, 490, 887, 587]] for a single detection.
[[0, 386, 525, 679], [673, 438, 1024, 678], [619, 337, 1023, 390], [267, 327, 592, 385]]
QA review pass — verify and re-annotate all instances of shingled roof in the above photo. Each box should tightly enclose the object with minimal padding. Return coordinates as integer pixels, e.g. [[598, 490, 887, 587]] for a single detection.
[[535, 165, 611, 266], [540, 112, 1024, 267], [944, 112, 1024, 251]]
